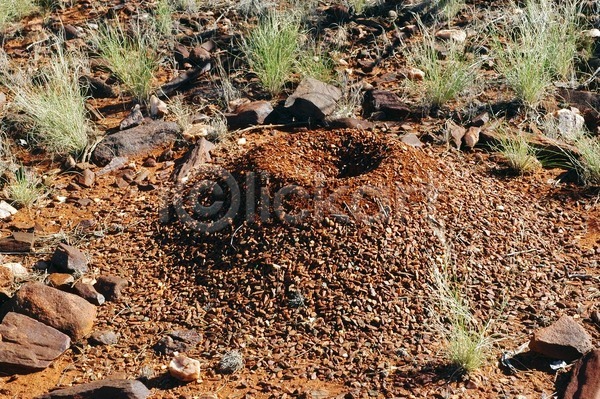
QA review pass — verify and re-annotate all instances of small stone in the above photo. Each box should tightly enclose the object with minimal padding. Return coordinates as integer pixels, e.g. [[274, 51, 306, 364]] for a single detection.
[[182, 124, 215, 142], [0, 201, 18, 219], [51, 243, 88, 274], [94, 275, 128, 301], [150, 95, 169, 118], [435, 29, 467, 42], [154, 329, 202, 356], [237, 137, 247, 145], [46, 273, 75, 288], [1, 262, 28, 278], [563, 349, 600, 399], [551, 108, 585, 140], [406, 67, 425, 81], [529, 315, 593, 361], [226, 101, 273, 129], [169, 354, 201, 382], [143, 157, 157, 167], [446, 120, 466, 149], [583, 28, 600, 38], [37, 379, 150, 399], [76, 169, 95, 188], [219, 350, 243, 374], [120, 104, 144, 131], [72, 281, 105, 306], [463, 126, 480, 149], [401, 133, 423, 147], [470, 112, 489, 128], [363, 90, 410, 120], [89, 330, 119, 346], [13, 282, 96, 341]]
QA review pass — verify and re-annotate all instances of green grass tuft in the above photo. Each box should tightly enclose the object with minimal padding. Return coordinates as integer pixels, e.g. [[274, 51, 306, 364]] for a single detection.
[[92, 19, 159, 103], [0, 0, 37, 32], [1, 45, 92, 157], [407, 25, 478, 108], [429, 262, 496, 374], [492, 129, 541, 174], [242, 11, 301, 95]]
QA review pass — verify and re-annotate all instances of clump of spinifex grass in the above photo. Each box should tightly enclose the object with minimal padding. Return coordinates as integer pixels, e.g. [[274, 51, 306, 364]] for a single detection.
[[0, 0, 37, 31], [493, 0, 582, 107], [407, 24, 479, 108], [0, 44, 92, 157], [571, 135, 600, 186], [242, 11, 302, 95], [4, 167, 46, 208], [91, 19, 159, 103], [492, 126, 541, 174], [429, 261, 497, 374]]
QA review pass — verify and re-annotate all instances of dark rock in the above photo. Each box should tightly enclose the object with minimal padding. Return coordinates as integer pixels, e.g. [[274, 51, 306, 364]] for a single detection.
[[226, 101, 273, 129], [76, 169, 95, 188], [324, 4, 350, 23], [94, 275, 128, 301], [143, 157, 157, 167], [189, 46, 211, 67], [37, 379, 150, 399], [563, 349, 600, 399], [401, 133, 423, 147], [285, 78, 342, 122], [89, 330, 119, 346], [363, 90, 411, 120], [0, 312, 70, 373], [529, 315, 593, 361], [79, 76, 116, 99], [63, 24, 83, 39], [327, 117, 374, 130], [119, 104, 144, 131], [470, 112, 489, 128], [12, 282, 96, 341], [0, 232, 34, 253], [72, 282, 105, 306], [154, 329, 202, 355], [93, 121, 180, 166], [51, 243, 88, 274]]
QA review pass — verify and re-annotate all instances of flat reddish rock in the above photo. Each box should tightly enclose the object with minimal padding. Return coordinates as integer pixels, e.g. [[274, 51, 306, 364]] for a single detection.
[[13, 282, 96, 341], [37, 379, 150, 399], [563, 349, 600, 399], [0, 312, 70, 373], [529, 315, 593, 361]]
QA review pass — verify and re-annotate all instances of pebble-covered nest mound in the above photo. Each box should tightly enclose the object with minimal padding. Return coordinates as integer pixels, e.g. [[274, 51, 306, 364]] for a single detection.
[[150, 129, 598, 396]]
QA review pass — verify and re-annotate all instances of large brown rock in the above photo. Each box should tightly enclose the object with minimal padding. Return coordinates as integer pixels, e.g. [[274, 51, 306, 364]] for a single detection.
[[529, 315, 593, 361], [0, 312, 70, 373], [563, 349, 600, 399], [13, 282, 96, 341], [285, 77, 342, 122], [92, 121, 180, 166], [37, 379, 150, 399]]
